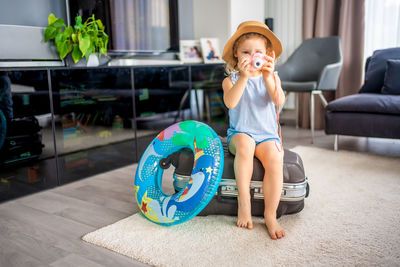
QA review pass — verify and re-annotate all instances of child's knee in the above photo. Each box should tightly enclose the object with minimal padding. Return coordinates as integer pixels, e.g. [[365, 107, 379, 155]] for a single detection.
[[236, 145, 255, 159], [259, 149, 283, 170], [233, 134, 255, 155]]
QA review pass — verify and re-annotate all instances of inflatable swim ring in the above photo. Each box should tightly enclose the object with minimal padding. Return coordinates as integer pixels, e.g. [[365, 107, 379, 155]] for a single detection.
[[134, 120, 224, 226]]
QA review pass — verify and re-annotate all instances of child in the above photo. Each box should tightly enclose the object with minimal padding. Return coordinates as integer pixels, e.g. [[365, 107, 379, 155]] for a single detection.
[[221, 21, 286, 240]]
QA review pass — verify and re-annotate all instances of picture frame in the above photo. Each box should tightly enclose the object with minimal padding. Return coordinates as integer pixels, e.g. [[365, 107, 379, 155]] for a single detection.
[[200, 38, 224, 64], [179, 40, 203, 63]]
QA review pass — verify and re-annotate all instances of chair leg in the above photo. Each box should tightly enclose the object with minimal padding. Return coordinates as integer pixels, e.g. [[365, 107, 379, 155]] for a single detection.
[[334, 134, 338, 151], [295, 92, 299, 128], [310, 91, 315, 144], [316, 91, 328, 107], [310, 90, 330, 144]]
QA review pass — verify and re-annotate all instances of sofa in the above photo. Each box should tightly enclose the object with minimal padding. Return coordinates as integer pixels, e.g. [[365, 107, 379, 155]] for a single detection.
[[325, 47, 400, 150]]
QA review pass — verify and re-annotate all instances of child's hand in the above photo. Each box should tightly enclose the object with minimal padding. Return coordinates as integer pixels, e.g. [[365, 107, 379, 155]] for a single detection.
[[237, 56, 252, 78], [261, 50, 276, 79]]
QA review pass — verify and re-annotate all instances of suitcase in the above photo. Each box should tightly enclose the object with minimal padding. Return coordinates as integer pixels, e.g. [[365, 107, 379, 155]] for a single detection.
[[0, 116, 44, 166], [6, 116, 41, 136], [163, 137, 309, 218]]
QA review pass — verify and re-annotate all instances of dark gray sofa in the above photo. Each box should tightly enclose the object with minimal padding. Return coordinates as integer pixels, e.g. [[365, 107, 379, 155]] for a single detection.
[[325, 48, 400, 150]]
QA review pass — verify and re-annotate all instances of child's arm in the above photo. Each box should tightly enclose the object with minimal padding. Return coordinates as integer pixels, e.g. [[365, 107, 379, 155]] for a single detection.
[[264, 73, 285, 107], [222, 75, 248, 109], [222, 57, 251, 109], [261, 51, 285, 106]]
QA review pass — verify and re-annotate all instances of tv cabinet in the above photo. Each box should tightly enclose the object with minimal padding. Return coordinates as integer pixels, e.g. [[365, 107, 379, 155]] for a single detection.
[[0, 62, 224, 202]]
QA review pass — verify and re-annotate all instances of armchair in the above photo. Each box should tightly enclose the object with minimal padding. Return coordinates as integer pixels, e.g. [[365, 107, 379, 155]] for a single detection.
[[276, 36, 343, 143], [325, 47, 400, 151]]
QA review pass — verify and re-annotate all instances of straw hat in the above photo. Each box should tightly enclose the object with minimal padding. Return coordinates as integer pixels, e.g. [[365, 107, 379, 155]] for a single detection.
[[222, 21, 282, 63]]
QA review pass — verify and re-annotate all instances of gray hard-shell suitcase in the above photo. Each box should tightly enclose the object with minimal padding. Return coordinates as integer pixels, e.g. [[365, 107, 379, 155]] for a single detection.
[[160, 137, 309, 218]]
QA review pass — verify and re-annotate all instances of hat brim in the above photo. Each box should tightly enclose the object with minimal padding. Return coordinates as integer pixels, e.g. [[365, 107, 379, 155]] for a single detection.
[[222, 25, 282, 63]]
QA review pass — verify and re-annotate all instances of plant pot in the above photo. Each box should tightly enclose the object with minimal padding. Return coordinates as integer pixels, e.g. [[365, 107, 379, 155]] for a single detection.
[[64, 54, 109, 67]]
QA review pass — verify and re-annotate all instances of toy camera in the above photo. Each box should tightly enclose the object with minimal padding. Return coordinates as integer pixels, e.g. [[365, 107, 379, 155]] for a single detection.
[[251, 53, 265, 69]]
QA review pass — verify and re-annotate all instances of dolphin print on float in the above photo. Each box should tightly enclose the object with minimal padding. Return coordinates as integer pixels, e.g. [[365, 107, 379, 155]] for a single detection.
[[134, 121, 224, 226]]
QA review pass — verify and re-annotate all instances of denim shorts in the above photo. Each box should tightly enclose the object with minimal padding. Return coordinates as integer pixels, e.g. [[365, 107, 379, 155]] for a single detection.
[[226, 129, 280, 151]]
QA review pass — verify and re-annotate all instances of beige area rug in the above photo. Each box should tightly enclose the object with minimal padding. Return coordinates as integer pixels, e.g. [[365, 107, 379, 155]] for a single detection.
[[82, 146, 400, 266]]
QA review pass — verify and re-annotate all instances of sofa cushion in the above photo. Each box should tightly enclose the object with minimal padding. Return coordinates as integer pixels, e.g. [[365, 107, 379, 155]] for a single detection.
[[325, 112, 400, 139], [382, 59, 400, 95], [326, 93, 400, 115], [359, 47, 400, 94]]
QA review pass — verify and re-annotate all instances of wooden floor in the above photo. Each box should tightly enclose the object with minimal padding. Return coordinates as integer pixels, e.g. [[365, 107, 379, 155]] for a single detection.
[[1, 125, 399, 267]]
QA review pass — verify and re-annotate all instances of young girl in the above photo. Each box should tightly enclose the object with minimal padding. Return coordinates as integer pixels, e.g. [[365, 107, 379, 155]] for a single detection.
[[221, 21, 286, 240]]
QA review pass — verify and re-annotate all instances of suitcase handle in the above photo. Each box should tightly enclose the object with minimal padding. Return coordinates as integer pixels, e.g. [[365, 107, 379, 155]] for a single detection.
[[216, 187, 256, 204], [216, 186, 237, 204]]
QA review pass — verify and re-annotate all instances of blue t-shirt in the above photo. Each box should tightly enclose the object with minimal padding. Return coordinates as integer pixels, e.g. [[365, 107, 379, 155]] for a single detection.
[[227, 73, 279, 143]]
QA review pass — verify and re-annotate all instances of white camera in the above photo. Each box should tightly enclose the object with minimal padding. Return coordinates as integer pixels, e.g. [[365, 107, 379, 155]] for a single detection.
[[251, 54, 265, 69]]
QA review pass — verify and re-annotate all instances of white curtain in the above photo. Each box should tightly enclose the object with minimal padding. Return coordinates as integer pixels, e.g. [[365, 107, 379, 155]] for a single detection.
[[364, 0, 400, 60], [110, 0, 170, 51]]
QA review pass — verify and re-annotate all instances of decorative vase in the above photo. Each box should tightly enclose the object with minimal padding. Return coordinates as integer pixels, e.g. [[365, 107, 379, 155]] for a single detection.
[[65, 54, 107, 67]]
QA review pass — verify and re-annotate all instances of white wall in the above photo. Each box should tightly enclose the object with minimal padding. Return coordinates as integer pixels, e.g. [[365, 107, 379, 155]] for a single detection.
[[229, 0, 265, 34], [179, 0, 194, 40], [192, 0, 230, 52], [192, 0, 265, 53]]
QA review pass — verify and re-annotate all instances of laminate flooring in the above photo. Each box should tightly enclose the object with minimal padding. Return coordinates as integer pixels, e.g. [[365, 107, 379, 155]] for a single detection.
[[1, 125, 399, 266]]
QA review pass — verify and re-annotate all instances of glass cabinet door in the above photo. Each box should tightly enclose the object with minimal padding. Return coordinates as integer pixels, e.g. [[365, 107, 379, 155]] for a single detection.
[[134, 66, 190, 156], [190, 64, 227, 134], [0, 70, 57, 202], [0, 63, 226, 202], [50, 67, 137, 184]]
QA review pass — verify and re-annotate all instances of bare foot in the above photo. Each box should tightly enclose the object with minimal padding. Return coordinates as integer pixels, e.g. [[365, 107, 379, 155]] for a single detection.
[[264, 212, 285, 240], [237, 196, 253, 229]]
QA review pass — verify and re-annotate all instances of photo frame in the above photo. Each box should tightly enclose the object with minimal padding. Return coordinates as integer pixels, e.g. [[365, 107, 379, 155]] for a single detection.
[[200, 38, 224, 64], [179, 40, 203, 63]]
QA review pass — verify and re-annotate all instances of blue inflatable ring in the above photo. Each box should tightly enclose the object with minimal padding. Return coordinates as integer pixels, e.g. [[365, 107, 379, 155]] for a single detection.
[[134, 120, 224, 226]]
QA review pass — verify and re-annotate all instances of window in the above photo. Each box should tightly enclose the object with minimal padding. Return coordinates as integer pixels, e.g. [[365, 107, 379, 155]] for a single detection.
[[364, 0, 400, 60]]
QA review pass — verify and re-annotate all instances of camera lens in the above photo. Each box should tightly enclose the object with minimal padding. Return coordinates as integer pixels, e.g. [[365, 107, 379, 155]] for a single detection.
[[253, 58, 263, 69]]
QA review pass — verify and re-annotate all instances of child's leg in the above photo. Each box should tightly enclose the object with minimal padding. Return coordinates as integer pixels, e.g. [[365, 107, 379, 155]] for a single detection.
[[229, 133, 256, 229], [254, 141, 285, 239]]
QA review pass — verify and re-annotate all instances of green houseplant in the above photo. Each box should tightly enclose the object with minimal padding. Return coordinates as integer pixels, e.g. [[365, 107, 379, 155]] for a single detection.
[[44, 13, 108, 65]]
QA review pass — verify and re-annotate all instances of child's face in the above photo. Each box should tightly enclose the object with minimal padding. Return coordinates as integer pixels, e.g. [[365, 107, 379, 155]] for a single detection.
[[234, 36, 269, 63]]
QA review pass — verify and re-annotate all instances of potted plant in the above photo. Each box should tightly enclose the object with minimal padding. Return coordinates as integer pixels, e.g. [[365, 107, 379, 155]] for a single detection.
[[44, 13, 108, 66]]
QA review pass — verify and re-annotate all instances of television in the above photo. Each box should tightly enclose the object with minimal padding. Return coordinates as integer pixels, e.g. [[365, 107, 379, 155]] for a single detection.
[[68, 0, 179, 55], [0, 0, 66, 67]]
